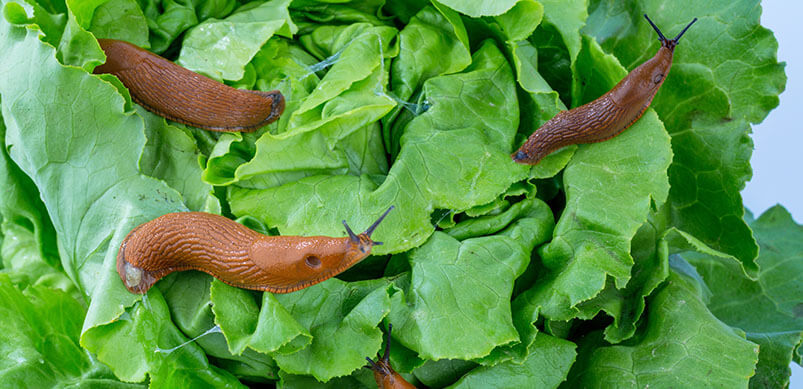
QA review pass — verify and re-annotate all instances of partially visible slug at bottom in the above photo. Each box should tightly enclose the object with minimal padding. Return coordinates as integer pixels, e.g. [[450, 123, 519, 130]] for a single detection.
[[366, 324, 416, 389]]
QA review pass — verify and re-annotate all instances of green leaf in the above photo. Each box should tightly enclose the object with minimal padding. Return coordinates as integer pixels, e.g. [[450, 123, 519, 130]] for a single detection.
[[448, 333, 576, 388], [525, 0, 586, 106], [2, 0, 66, 46], [177, 0, 296, 81], [226, 24, 397, 187], [81, 0, 150, 47], [684, 206, 803, 388], [161, 272, 279, 381], [391, 4, 470, 103], [0, 275, 143, 388], [1, 1, 793, 386], [664, 117, 758, 276], [445, 195, 551, 241], [0, 222, 76, 295], [83, 289, 245, 387], [540, 0, 586, 64], [271, 279, 392, 382], [279, 369, 375, 389], [138, 107, 215, 212], [492, 0, 543, 42], [437, 0, 519, 17], [0, 111, 61, 282], [210, 280, 312, 357], [384, 4, 471, 156], [574, 213, 670, 343], [230, 41, 527, 255], [567, 270, 758, 387], [138, 0, 199, 53], [413, 358, 477, 388], [57, 0, 106, 71], [289, 0, 390, 32], [389, 205, 553, 361]]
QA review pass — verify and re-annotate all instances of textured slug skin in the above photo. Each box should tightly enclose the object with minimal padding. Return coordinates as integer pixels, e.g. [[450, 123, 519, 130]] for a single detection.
[[94, 39, 285, 132], [370, 359, 416, 389], [511, 16, 697, 165], [116, 212, 377, 294]]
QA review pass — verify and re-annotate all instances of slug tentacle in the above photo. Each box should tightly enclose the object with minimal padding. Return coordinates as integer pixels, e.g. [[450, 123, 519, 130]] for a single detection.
[[116, 208, 394, 294], [512, 14, 696, 165], [366, 324, 416, 389], [365, 206, 395, 237], [94, 39, 285, 132]]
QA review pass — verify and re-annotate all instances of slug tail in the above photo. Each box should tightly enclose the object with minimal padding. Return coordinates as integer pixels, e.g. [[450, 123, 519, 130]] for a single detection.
[[243, 89, 286, 131]]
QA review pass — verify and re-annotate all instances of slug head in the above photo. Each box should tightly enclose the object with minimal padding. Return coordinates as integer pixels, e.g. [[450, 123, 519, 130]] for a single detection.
[[248, 206, 395, 293], [511, 147, 544, 165], [610, 16, 697, 106], [340, 205, 395, 262], [116, 232, 161, 294]]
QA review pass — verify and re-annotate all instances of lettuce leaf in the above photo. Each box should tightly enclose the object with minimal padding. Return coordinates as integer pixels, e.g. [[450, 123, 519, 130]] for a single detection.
[[0, 275, 144, 387], [566, 270, 759, 387], [684, 206, 803, 388]]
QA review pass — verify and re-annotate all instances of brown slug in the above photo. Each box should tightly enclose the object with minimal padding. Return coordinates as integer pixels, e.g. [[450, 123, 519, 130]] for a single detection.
[[116, 207, 394, 294], [366, 324, 416, 389], [512, 14, 697, 164], [94, 38, 285, 131]]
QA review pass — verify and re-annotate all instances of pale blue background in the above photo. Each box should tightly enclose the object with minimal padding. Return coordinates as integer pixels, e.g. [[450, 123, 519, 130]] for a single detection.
[[740, 0, 802, 386]]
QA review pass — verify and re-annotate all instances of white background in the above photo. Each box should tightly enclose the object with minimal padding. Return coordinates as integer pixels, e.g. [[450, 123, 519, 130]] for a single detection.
[[740, 0, 802, 386]]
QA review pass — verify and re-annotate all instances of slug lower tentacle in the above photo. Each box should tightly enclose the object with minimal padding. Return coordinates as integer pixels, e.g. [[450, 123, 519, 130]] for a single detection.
[[94, 38, 285, 132], [512, 14, 697, 164], [116, 207, 394, 294]]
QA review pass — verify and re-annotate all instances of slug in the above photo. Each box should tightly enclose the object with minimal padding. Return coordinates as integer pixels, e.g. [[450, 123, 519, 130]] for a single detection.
[[512, 14, 697, 164], [366, 324, 416, 389], [94, 38, 285, 131], [116, 207, 394, 294]]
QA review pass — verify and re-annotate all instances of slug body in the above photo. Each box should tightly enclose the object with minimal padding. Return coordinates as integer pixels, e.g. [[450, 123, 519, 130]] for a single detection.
[[116, 208, 393, 294], [94, 39, 285, 131], [512, 15, 697, 164], [366, 324, 416, 389]]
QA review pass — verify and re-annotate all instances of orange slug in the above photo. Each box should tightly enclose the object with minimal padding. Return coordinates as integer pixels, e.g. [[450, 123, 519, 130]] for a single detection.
[[116, 207, 394, 294], [366, 324, 416, 389], [512, 14, 697, 164], [94, 38, 285, 132]]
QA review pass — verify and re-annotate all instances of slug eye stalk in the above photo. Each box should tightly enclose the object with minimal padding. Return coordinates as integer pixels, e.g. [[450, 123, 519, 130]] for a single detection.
[[343, 205, 395, 245], [644, 14, 698, 46], [672, 17, 698, 42]]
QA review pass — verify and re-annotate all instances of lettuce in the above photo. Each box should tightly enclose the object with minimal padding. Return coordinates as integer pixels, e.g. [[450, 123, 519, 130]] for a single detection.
[[0, 0, 799, 387]]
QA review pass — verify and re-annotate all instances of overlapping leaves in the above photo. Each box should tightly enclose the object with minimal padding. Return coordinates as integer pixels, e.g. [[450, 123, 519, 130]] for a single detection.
[[0, 0, 795, 387]]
